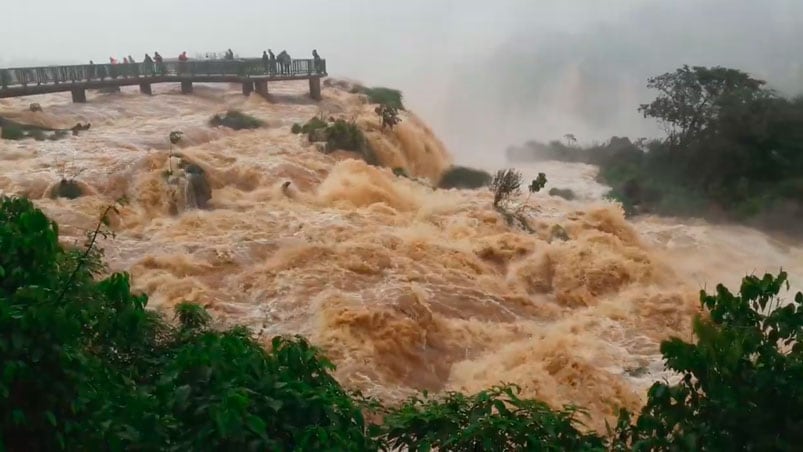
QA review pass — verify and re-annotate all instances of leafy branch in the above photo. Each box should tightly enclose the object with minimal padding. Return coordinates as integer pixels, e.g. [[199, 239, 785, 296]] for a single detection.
[[54, 204, 117, 304]]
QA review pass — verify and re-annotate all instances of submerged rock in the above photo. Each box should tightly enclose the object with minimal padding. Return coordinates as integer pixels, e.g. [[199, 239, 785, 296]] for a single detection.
[[50, 179, 83, 199], [550, 224, 570, 242], [183, 164, 211, 209]]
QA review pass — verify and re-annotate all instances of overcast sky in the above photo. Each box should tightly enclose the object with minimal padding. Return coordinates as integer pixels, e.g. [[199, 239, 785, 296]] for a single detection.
[[2, 0, 802, 164]]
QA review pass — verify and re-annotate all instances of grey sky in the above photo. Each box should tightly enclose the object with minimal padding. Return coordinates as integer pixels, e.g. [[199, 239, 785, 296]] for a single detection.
[[2, 0, 801, 164]]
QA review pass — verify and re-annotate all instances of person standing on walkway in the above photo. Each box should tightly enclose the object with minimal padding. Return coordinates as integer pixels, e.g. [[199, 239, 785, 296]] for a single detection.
[[143, 54, 154, 76], [312, 49, 322, 73], [178, 51, 189, 75], [154, 52, 165, 75]]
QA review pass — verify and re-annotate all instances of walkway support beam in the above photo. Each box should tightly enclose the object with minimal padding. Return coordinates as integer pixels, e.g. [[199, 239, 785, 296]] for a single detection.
[[139, 83, 152, 95], [71, 88, 86, 103], [254, 80, 268, 97], [242, 81, 253, 96], [309, 76, 321, 101], [181, 81, 193, 94]]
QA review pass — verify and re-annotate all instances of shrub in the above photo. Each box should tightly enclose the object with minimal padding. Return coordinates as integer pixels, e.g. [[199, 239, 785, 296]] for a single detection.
[[615, 271, 803, 450], [0, 196, 375, 451], [301, 116, 327, 134], [325, 120, 364, 152], [529, 172, 547, 193], [209, 110, 264, 130], [375, 104, 402, 129], [379, 384, 605, 451], [438, 166, 492, 189], [491, 169, 523, 207], [291, 123, 302, 134], [358, 86, 405, 110], [1, 126, 25, 140], [549, 187, 576, 200], [323, 120, 378, 165], [392, 167, 409, 178]]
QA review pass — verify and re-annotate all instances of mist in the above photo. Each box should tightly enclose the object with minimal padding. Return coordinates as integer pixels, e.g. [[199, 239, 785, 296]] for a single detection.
[[2, 0, 801, 166]]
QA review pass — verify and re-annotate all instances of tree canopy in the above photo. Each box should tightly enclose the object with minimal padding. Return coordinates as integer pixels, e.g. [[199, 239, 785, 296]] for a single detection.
[[638, 65, 770, 145]]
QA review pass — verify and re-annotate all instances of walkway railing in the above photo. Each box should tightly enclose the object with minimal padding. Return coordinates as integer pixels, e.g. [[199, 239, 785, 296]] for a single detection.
[[0, 58, 327, 89]]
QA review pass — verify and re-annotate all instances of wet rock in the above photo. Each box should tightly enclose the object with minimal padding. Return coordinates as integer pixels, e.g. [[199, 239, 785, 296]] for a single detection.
[[51, 179, 83, 199], [29, 103, 42, 112], [71, 123, 91, 136], [549, 187, 576, 201], [183, 164, 211, 209], [281, 181, 292, 197], [550, 224, 570, 242], [625, 366, 649, 378]]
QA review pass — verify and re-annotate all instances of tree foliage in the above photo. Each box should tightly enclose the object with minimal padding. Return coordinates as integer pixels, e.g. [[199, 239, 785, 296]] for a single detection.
[[379, 385, 605, 451], [529, 173, 547, 193], [638, 65, 769, 145], [490, 169, 523, 208], [0, 196, 373, 451], [513, 65, 803, 232], [375, 104, 401, 129], [615, 271, 803, 451], [353, 86, 405, 110]]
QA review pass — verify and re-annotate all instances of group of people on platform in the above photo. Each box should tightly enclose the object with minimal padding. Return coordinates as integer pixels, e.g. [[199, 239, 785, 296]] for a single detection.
[[86, 48, 323, 78], [102, 52, 164, 66], [261, 49, 324, 75]]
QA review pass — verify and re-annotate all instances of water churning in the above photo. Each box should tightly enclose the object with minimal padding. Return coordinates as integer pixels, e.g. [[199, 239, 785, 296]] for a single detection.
[[2, 80, 800, 430]]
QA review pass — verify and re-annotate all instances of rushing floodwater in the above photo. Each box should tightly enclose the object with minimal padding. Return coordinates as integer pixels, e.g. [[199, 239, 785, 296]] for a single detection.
[[2, 81, 801, 430]]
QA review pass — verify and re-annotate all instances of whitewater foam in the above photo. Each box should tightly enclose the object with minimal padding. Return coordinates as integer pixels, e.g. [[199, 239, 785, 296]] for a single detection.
[[5, 80, 786, 431]]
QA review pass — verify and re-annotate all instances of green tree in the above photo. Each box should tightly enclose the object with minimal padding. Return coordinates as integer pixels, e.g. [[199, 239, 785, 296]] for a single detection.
[[639, 65, 770, 145], [379, 384, 605, 451], [616, 271, 803, 451], [0, 196, 375, 451]]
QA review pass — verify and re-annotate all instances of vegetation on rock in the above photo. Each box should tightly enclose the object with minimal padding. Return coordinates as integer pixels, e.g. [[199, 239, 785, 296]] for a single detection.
[[0, 116, 70, 141], [438, 166, 492, 189], [209, 110, 264, 130], [300, 117, 327, 135], [352, 86, 405, 110], [0, 125, 25, 140], [375, 104, 401, 129], [379, 385, 605, 451], [295, 116, 378, 166]]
